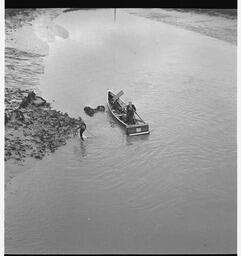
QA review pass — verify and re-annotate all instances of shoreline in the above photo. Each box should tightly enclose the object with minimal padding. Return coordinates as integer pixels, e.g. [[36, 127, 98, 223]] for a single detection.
[[125, 8, 237, 45], [5, 9, 81, 185], [5, 88, 82, 185]]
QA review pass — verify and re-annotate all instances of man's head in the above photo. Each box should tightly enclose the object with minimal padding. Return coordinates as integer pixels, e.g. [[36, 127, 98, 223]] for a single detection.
[[128, 101, 132, 106], [78, 117, 83, 123]]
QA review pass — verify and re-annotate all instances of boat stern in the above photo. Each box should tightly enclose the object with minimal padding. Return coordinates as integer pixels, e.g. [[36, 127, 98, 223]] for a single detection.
[[126, 123, 150, 136]]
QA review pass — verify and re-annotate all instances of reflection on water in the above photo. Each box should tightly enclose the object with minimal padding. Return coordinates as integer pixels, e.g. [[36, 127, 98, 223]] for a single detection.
[[5, 9, 236, 254], [125, 134, 150, 146], [79, 140, 87, 158], [72, 139, 88, 160]]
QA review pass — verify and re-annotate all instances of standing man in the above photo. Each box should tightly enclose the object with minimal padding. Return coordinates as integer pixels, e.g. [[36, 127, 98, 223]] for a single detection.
[[126, 101, 136, 124], [76, 117, 86, 141]]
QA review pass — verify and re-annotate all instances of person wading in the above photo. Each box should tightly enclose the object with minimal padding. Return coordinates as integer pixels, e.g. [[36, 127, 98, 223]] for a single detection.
[[76, 118, 86, 141], [126, 101, 136, 124]]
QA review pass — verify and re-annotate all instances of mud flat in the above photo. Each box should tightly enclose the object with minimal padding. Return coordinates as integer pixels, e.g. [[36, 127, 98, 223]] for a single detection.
[[5, 88, 81, 183], [125, 8, 237, 45], [4, 9, 78, 183]]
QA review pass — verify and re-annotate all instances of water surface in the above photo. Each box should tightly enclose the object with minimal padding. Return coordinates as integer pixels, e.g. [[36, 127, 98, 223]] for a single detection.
[[5, 9, 236, 254]]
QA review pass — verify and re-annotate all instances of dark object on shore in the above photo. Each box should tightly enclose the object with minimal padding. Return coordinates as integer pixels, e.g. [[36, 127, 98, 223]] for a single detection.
[[19, 91, 36, 108], [107, 90, 150, 136], [32, 96, 46, 107], [84, 105, 105, 116], [19, 91, 46, 108]]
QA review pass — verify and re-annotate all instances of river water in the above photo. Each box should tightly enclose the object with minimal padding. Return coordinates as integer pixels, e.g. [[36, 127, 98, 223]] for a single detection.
[[5, 9, 236, 254]]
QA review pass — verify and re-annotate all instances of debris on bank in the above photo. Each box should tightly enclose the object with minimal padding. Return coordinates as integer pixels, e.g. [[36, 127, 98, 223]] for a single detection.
[[5, 88, 81, 162]]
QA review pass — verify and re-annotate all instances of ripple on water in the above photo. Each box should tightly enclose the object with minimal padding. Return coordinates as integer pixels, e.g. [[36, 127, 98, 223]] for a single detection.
[[5, 8, 236, 254]]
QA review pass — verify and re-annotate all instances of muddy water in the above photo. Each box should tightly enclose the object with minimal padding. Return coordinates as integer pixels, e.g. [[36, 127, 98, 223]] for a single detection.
[[5, 9, 236, 253]]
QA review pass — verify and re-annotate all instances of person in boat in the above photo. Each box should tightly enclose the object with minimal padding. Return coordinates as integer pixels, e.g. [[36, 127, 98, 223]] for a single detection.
[[76, 117, 86, 141], [126, 101, 136, 124], [110, 95, 123, 113], [114, 101, 123, 113]]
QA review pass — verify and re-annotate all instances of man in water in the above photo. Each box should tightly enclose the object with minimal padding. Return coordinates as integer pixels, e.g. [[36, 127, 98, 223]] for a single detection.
[[76, 117, 86, 141], [126, 101, 136, 124]]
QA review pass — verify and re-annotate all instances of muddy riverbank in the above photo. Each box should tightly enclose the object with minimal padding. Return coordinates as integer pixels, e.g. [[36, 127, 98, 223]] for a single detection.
[[126, 8, 237, 45], [5, 88, 81, 162], [5, 9, 82, 184]]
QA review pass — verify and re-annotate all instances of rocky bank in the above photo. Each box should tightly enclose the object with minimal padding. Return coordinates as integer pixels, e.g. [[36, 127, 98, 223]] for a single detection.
[[5, 88, 81, 162]]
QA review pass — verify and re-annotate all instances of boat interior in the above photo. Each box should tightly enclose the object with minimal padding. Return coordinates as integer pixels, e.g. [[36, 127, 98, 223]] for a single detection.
[[108, 91, 144, 125]]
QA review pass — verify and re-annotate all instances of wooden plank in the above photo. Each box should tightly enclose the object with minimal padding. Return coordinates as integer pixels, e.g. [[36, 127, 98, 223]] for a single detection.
[[112, 90, 124, 102]]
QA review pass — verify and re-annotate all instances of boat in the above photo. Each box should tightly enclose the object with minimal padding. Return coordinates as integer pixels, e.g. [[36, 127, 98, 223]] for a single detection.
[[107, 90, 150, 136]]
